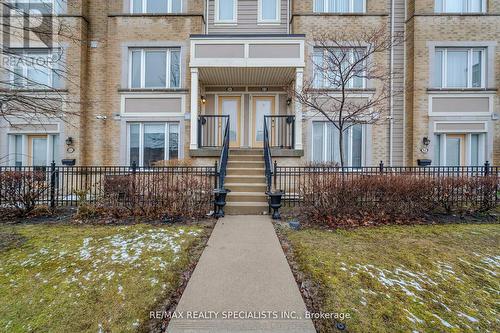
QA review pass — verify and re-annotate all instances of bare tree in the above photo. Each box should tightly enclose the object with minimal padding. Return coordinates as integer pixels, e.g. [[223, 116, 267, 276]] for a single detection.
[[290, 24, 404, 167], [0, 0, 82, 126]]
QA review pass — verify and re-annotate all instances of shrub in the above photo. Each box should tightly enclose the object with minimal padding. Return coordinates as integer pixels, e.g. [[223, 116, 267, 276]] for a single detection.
[[0, 170, 50, 217], [297, 173, 498, 228]]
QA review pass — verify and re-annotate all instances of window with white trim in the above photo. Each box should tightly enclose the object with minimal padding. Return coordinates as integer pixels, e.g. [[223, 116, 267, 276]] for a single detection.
[[13, 0, 66, 14], [313, 47, 366, 89], [8, 134, 60, 166], [434, 133, 485, 166], [312, 122, 364, 167], [433, 48, 486, 88], [215, 0, 237, 23], [258, 0, 280, 23], [129, 48, 181, 89], [435, 0, 485, 13], [314, 0, 365, 13], [130, 0, 182, 14], [10, 49, 63, 89], [128, 122, 180, 167]]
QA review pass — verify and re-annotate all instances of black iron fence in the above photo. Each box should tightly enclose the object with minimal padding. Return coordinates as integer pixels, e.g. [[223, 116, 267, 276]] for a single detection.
[[198, 115, 229, 149], [0, 163, 217, 209], [273, 162, 499, 209], [265, 115, 295, 149]]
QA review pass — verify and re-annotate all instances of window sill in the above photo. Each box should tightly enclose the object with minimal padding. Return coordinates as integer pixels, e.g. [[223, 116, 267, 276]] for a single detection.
[[108, 13, 203, 17], [257, 21, 281, 25], [310, 88, 376, 93], [119, 88, 188, 93], [427, 88, 497, 94], [1, 88, 68, 93], [213, 22, 238, 26]]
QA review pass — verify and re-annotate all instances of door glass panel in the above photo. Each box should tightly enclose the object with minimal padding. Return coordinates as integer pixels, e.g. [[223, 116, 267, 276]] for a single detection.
[[221, 99, 239, 144], [32, 138, 48, 166], [255, 99, 272, 143], [446, 137, 461, 166], [15, 135, 23, 167], [471, 134, 479, 166], [144, 124, 165, 167]]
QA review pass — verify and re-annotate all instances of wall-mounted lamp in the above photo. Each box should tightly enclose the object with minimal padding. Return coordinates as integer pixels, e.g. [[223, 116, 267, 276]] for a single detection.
[[201, 96, 207, 104], [423, 137, 431, 146], [286, 98, 292, 106], [65, 137, 74, 146], [226, 87, 233, 92]]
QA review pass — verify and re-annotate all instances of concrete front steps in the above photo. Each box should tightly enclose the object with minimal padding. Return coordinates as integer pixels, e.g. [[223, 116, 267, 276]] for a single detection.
[[224, 149, 269, 215]]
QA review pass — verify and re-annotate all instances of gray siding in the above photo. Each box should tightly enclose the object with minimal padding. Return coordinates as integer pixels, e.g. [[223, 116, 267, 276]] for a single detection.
[[391, 0, 406, 166], [207, 0, 288, 34]]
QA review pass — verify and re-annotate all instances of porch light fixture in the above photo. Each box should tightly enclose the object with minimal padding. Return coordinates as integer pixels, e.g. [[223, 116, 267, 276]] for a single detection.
[[423, 137, 431, 146], [226, 87, 233, 92], [201, 96, 207, 104], [261, 87, 268, 92], [286, 98, 292, 106], [65, 137, 74, 146]]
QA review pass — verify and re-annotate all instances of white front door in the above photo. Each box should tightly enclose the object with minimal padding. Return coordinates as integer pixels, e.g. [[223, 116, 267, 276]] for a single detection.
[[253, 96, 275, 147], [219, 96, 241, 147]]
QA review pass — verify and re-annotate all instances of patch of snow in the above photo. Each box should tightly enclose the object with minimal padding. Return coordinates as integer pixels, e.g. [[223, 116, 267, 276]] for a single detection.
[[80, 238, 92, 260], [432, 314, 454, 328], [404, 309, 424, 324], [458, 312, 478, 323]]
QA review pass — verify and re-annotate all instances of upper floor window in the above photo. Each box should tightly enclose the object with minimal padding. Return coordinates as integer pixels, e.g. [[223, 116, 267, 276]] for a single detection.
[[434, 48, 485, 88], [131, 0, 182, 14], [435, 0, 485, 13], [13, 0, 65, 15], [314, 0, 365, 13], [10, 49, 63, 89], [129, 48, 181, 89], [313, 47, 366, 89], [215, 0, 237, 23], [259, 0, 280, 23]]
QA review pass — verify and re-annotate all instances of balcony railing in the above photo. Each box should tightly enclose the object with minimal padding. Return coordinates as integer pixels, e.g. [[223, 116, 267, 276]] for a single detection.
[[198, 115, 229, 149], [265, 115, 295, 149]]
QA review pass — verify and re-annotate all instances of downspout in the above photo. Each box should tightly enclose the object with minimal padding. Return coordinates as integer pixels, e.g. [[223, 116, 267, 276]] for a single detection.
[[389, 0, 395, 166], [287, 0, 291, 34], [205, 0, 209, 34]]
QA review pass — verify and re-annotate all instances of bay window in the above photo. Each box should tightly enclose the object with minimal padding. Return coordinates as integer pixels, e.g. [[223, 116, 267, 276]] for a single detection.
[[131, 0, 182, 13], [314, 0, 365, 13], [434, 133, 485, 166], [129, 48, 181, 89], [312, 122, 364, 167], [435, 0, 485, 13], [11, 49, 63, 89], [259, 0, 280, 23], [434, 48, 485, 88], [215, 0, 237, 23], [128, 123, 179, 167], [313, 47, 366, 89]]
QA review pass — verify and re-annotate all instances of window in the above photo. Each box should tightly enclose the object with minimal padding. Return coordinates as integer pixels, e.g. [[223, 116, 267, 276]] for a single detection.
[[259, 0, 280, 23], [312, 122, 364, 167], [434, 133, 485, 166], [434, 48, 485, 88], [215, 0, 237, 23], [130, 0, 182, 13], [10, 49, 63, 89], [13, 0, 66, 14], [435, 0, 485, 13], [314, 0, 365, 13], [313, 47, 366, 89], [129, 48, 181, 89], [128, 123, 179, 166], [9, 134, 59, 166]]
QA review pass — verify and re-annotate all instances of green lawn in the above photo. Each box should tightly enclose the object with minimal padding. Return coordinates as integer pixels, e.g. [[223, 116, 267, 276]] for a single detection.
[[285, 223, 500, 333], [0, 223, 208, 332]]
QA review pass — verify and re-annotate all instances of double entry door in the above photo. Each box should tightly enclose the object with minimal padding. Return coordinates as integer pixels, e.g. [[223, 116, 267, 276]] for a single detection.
[[217, 95, 275, 148]]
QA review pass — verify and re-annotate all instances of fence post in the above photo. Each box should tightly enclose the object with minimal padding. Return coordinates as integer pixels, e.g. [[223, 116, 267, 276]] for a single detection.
[[50, 161, 56, 210], [484, 161, 490, 176], [214, 160, 218, 190], [379, 161, 384, 174], [273, 160, 278, 190]]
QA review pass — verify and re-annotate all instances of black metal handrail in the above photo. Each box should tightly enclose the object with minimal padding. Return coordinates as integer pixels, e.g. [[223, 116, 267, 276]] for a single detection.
[[198, 115, 229, 149], [264, 116, 273, 192], [264, 115, 295, 149], [217, 116, 230, 189]]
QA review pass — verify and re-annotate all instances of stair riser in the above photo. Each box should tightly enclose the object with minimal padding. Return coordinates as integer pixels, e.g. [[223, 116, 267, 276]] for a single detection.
[[225, 205, 268, 215], [227, 195, 268, 203], [228, 162, 265, 168], [227, 169, 265, 176], [230, 150, 264, 156], [225, 177, 266, 184], [230, 155, 264, 161], [225, 185, 267, 192]]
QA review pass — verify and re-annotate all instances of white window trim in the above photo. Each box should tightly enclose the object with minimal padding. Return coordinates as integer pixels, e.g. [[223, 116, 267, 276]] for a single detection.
[[127, 122, 180, 166], [130, 0, 182, 14], [258, 0, 281, 24], [435, 0, 486, 14], [128, 48, 181, 89], [313, 47, 367, 89], [311, 122, 365, 167], [214, 0, 238, 24], [314, 0, 366, 13], [436, 47, 486, 89], [10, 49, 58, 89], [434, 133, 486, 166]]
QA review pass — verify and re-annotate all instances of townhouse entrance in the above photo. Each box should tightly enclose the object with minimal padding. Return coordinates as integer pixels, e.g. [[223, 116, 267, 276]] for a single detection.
[[218, 96, 241, 148], [252, 96, 275, 148]]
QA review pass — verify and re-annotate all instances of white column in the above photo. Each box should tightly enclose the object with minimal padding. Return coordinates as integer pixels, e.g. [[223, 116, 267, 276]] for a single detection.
[[294, 68, 304, 150], [190, 68, 199, 150]]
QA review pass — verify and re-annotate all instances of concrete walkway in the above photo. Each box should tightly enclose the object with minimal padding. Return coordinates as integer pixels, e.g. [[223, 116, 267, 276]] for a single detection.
[[167, 215, 316, 333]]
